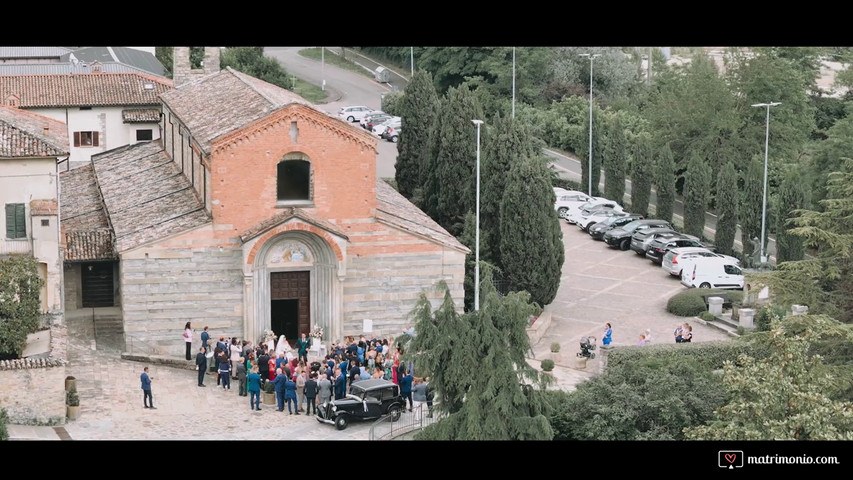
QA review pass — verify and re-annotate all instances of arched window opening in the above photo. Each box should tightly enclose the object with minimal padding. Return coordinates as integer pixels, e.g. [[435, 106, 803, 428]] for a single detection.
[[277, 159, 311, 202]]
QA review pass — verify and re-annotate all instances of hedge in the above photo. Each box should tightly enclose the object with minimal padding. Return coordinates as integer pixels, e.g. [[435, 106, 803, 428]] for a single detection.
[[666, 288, 744, 317], [0, 407, 7, 441], [606, 339, 768, 374]]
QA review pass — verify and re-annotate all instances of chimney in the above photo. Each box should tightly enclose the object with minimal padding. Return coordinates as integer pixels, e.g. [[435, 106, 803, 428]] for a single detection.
[[173, 47, 220, 87], [44, 125, 50, 135]]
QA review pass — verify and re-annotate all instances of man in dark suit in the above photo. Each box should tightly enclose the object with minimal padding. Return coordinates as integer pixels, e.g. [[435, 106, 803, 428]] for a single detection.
[[196, 347, 207, 387], [296, 333, 311, 364], [304, 372, 318, 415], [257, 348, 271, 385], [334, 367, 346, 400]]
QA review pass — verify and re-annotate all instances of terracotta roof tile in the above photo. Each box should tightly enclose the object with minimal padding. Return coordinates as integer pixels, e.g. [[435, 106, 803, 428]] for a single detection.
[[60, 164, 110, 231], [0, 72, 172, 108], [240, 207, 348, 243], [374, 180, 468, 253], [0, 105, 68, 157], [64, 229, 115, 261], [122, 107, 161, 123]]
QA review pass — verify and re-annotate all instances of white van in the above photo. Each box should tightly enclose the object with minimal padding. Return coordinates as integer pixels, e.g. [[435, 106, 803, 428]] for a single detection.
[[680, 258, 744, 290]]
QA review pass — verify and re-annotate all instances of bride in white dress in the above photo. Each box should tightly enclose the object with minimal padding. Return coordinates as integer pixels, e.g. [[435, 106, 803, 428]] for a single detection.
[[275, 334, 291, 356]]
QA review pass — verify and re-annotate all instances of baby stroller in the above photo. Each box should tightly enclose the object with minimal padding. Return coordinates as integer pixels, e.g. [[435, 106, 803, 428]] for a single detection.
[[577, 336, 597, 359]]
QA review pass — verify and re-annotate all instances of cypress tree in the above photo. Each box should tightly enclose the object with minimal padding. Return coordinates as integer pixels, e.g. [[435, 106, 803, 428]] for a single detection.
[[500, 156, 564, 307], [603, 116, 628, 205], [714, 161, 739, 256], [422, 85, 483, 237], [578, 107, 603, 197], [395, 70, 440, 201], [655, 143, 677, 224], [630, 134, 654, 217], [480, 114, 537, 269], [740, 157, 764, 258], [405, 269, 553, 440], [683, 152, 713, 239], [775, 169, 807, 262]]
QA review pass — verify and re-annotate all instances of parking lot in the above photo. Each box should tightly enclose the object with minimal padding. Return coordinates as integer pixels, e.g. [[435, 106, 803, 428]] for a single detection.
[[539, 220, 732, 358]]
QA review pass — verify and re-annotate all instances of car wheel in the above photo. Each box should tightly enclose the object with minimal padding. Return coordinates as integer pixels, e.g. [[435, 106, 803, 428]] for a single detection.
[[334, 414, 349, 430], [557, 207, 568, 218], [391, 135, 398, 143], [620, 239, 630, 251], [699, 282, 711, 289], [590, 353, 595, 359], [586, 222, 596, 231], [388, 405, 402, 422], [347, 116, 355, 122]]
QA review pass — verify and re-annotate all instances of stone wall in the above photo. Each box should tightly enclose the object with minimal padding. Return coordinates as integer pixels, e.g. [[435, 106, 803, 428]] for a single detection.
[[0, 325, 67, 425], [341, 250, 465, 339], [120, 244, 244, 357]]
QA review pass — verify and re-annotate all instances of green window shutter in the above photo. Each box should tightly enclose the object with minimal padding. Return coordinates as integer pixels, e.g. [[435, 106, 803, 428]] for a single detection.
[[14, 204, 25, 238], [5, 204, 25, 238]]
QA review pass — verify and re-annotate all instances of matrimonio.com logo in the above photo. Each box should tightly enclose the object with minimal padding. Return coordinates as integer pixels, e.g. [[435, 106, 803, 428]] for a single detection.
[[719, 450, 744, 469]]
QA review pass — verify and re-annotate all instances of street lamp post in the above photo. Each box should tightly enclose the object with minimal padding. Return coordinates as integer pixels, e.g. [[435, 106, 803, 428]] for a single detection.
[[579, 53, 600, 197], [751, 101, 781, 263], [411, 47, 414, 77], [472, 119, 484, 311], [321, 47, 325, 91], [512, 47, 516, 119]]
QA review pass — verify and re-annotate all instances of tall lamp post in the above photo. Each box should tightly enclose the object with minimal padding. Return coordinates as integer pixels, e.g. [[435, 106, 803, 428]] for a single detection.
[[321, 47, 325, 91], [512, 47, 516, 118], [411, 47, 414, 77], [472, 119, 484, 311], [751, 101, 781, 263], [579, 53, 600, 197]]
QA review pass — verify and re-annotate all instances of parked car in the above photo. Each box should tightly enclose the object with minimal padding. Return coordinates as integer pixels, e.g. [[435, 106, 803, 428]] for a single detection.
[[629, 227, 678, 256], [554, 191, 594, 220], [360, 111, 392, 130], [578, 208, 628, 232], [645, 235, 709, 264], [372, 117, 401, 137], [588, 214, 644, 240], [315, 379, 403, 430], [566, 198, 622, 225], [681, 258, 744, 290], [381, 125, 401, 142], [338, 106, 374, 123], [603, 219, 673, 251], [662, 247, 740, 277]]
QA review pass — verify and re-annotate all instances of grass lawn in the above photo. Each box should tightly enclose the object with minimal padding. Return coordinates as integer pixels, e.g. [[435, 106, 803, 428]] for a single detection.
[[299, 48, 373, 79]]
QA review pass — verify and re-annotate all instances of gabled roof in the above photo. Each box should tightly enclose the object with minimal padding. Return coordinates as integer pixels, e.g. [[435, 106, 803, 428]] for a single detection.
[[60, 164, 115, 261], [90, 141, 210, 252], [240, 207, 348, 244], [0, 105, 68, 157], [374, 180, 469, 253], [0, 72, 172, 108], [160, 67, 332, 155]]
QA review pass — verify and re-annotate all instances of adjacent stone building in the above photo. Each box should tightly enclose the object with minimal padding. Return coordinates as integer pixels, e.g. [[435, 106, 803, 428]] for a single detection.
[[61, 48, 467, 355]]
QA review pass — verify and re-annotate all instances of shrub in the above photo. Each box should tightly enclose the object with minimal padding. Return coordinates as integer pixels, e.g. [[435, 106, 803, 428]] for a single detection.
[[699, 312, 717, 322], [381, 90, 404, 116], [0, 255, 45, 357], [263, 381, 275, 394], [666, 289, 743, 317], [0, 407, 7, 441], [550, 342, 561, 353], [606, 340, 765, 374], [541, 359, 555, 371], [66, 386, 80, 407], [755, 304, 788, 332]]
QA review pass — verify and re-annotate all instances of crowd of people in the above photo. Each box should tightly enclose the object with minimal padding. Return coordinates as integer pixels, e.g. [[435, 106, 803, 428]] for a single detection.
[[187, 325, 433, 415]]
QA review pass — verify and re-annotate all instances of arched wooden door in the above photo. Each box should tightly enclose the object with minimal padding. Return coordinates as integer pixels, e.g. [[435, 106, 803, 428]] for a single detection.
[[270, 271, 310, 346]]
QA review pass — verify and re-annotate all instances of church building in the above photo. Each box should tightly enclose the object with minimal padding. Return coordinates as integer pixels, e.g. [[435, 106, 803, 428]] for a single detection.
[[61, 47, 467, 355]]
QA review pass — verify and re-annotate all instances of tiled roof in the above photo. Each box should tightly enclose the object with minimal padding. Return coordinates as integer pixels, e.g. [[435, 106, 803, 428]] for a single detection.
[[240, 207, 348, 243], [91, 141, 210, 252], [0, 63, 162, 77], [374, 179, 469, 253], [0, 47, 72, 59], [64, 229, 115, 261], [60, 164, 110, 231], [62, 47, 166, 77], [0, 72, 172, 108], [30, 199, 58, 216], [122, 107, 160, 123], [159, 67, 318, 155], [0, 105, 68, 157]]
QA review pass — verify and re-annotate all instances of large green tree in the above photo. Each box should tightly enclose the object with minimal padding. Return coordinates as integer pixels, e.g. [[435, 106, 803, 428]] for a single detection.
[[220, 47, 292, 89], [395, 70, 440, 201], [404, 272, 553, 440], [480, 114, 538, 269], [655, 143, 677, 223], [422, 85, 483, 237], [809, 114, 853, 206], [774, 168, 808, 262], [714, 161, 739, 256], [629, 133, 654, 217], [0, 255, 44, 357], [500, 156, 564, 307], [682, 152, 713, 239], [684, 316, 853, 440], [740, 157, 765, 259], [603, 115, 628, 204]]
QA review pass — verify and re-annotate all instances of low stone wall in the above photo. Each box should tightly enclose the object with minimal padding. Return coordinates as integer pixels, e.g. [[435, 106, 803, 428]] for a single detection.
[[526, 310, 552, 346], [0, 325, 68, 425]]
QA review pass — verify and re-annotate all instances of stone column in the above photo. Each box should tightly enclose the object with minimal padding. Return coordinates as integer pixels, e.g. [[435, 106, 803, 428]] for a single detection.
[[738, 308, 755, 329], [707, 297, 724, 316]]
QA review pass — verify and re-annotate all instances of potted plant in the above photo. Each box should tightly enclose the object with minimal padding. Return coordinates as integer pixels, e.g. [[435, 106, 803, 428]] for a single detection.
[[262, 381, 276, 405], [66, 385, 81, 420], [550, 342, 563, 364], [65, 376, 76, 392], [541, 359, 555, 375]]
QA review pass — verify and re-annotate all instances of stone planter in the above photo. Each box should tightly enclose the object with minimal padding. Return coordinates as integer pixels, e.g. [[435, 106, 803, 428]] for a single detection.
[[65, 376, 76, 392], [66, 405, 81, 421], [262, 391, 276, 405]]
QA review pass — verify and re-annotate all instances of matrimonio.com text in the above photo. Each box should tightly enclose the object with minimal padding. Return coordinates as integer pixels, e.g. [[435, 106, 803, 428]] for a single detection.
[[719, 450, 841, 469]]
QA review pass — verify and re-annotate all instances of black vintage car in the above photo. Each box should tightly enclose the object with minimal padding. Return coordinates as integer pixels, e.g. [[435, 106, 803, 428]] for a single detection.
[[316, 379, 404, 430]]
